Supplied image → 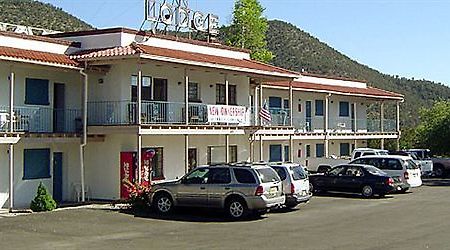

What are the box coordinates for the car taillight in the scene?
[255,185,264,196]
[290,183,295,194]
[404,172,409,180]
[386,178,394,186]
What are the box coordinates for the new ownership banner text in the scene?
[207,105,248,124]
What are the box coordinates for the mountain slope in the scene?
[267,20,450,127]
[0,0,92,32]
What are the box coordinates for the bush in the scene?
[30,182,57,212]
[128,183,151,210]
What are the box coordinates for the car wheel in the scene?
[227,198,248,220]
[309,183,314,193]
[434,166,445,178]
[153,193,173,214]
[361,185,374,198]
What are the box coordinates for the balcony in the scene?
[330,118,397,133]
[0,105,82,133]
[87,101,251,126]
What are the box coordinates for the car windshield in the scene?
[364,166,386,176]
[291,166,308,180]
[405,159,420,170]
[255,168,281,183]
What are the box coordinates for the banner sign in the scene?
[207,105,248,124]
[145,0,219,35]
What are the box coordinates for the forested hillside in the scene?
[0,0,92,31]
[266,20,450,127]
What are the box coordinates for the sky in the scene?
[40,0,450,86]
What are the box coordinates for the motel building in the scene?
[0,24,404,210]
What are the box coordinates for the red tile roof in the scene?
[266,81,404,99]
[0,46,80,67]
[70,43,298,77]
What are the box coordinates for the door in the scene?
[177,168,209,206]
[188,148,198,172]
[53,83,65,133]
[207,168,232,207]
[322,166,346,191]
[351,103,355,131]
[335,166,364,192]
[53,152,63,203]
[153,78,168,122]
[269,144,282,162]
[305,101,312,131]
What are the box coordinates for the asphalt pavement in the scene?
[0,178,449,250]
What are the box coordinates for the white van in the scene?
[351,148,389,161]
[350,155,422,189]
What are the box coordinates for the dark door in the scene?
[305,101,312,131]
[153,78,168,101]
[53,152,63,203]
[323,166,345,191]
[53,83,65,132]
[188,148,197,172]
[351,103,355,131]
[335,166,365,192]
[153,78,168,123]
[269,144,282,162]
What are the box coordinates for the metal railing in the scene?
[0,105,81,133]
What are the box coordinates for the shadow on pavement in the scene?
[312,192,395,200]
[423,178,450,187]
[111,207,267,223]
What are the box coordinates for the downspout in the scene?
[79,64,88,203]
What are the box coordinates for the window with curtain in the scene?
[131,75,152,102]
[188,82,200,102]
[216,84,237,105]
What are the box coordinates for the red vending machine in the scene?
[120,149,155,200]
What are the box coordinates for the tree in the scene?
[30,182,57,212]
[223,0,274,63]
[414,101,450,156]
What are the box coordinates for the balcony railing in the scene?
[0,105,82,133]
[88,100,249,126]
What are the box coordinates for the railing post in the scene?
[289,81,293,127]
[184,68,189,125]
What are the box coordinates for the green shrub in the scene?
[30,182,57,212]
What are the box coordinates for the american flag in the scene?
[259,100,272,123]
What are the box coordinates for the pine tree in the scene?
[30,182,57,212]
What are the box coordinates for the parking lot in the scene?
[0,179,449,250]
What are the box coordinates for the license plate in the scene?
[270,187,278,195]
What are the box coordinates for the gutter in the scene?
[79,64,88,202]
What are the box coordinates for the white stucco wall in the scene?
[0,34,71,54]
[0,140,81,209]
[84,134,250,200]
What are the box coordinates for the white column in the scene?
[353,102,357,132]
[8,145,14,212]
[254,86,259,126]
[259,135,263,162]
[259,82,263,126]
[184,68,189,125]
[380,102,385,149]
[324,94,330,158]
[225,134,230,163]
[8,71,14,211]
[249,135,254,162]
[137,134,142,184]
[289,135,294,162]
[289,81,293,127]
[137,69,142,125]
[184,134,189,173]
[396,101,401,150]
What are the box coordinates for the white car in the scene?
[351,155,422,189]
[269,163,312,208]
[351,148,389,161]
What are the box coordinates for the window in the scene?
[353,152,362,159]
[344,166,364,177]
[339,101,350,117]
[328,166,345,176]
[316,144,325,158]
[283,99,290,109]
[255,168,280,183]
[25,78,49,105]
[272,166,288,180]
[207,168,231,184]
[291,166,308,180]
[233,168,257,184]
[149,148,164,179]
[184,168,209,184]
[385,159,402,170]
[269,144,282,162]
[340,143,350,156]
[284,145,290,162]
[207,145,238,164]
[131,75,152,102]
[188,82,200,102]
[23,149,51,179]
[315,100,324,116]
[306,145,311,158]
[216,84,237,105]
[269,97,282,108]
